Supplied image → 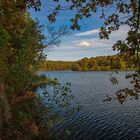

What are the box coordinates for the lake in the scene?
[40,71,140,140]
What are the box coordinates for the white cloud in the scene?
[75,25,129,39]
[75,29,99,36]
[75,25,129,48]
[77,41,92,47]
[76,39,112,48]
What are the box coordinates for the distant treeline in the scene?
[40,55,136,71]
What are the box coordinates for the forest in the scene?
[40,55,136,71]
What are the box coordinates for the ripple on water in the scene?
[41,71,140,140]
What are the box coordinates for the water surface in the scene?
[40,71,140,140]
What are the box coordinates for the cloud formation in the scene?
[75,25,129,48]
[77,41,92,47]
[75,29,99,36]
[76,39,112,48]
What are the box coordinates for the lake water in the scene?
[40,71,140,140]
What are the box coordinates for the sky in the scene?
[29,0,129,61]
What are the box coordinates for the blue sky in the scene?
[29,0,128,61]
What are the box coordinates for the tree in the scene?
[72,62,81,71]
[0,1,69,139]
[78,57,89,71]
